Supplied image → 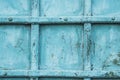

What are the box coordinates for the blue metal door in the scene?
[0,0,120,80]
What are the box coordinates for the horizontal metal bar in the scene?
[0,70,120,78]
[0,16,120,24]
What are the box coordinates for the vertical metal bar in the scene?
[31,0,39,80]
[84,23,91,70]
[84,0,92,80]
[84,0,91,16]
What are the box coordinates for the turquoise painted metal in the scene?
[0,0,120,80]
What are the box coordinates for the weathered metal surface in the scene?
[91,24,120,70]
[40,0,83,16]
[92,0,120,16]
[0,0,30,16]
[0,0,120,80]
[0,25,30,70]
[0,0,31,80]
[39,24,83,70]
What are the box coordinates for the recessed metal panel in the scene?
[40,0,84,16]
[0,25,30,70]
[39,24,83,70]
[91,24,120,70]
[92,0,120,16]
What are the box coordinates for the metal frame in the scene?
[0,0,120,79]
[0,16,120,24]
[30,0,39,80]
[0,70,120,78]
[84,0,91,80]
